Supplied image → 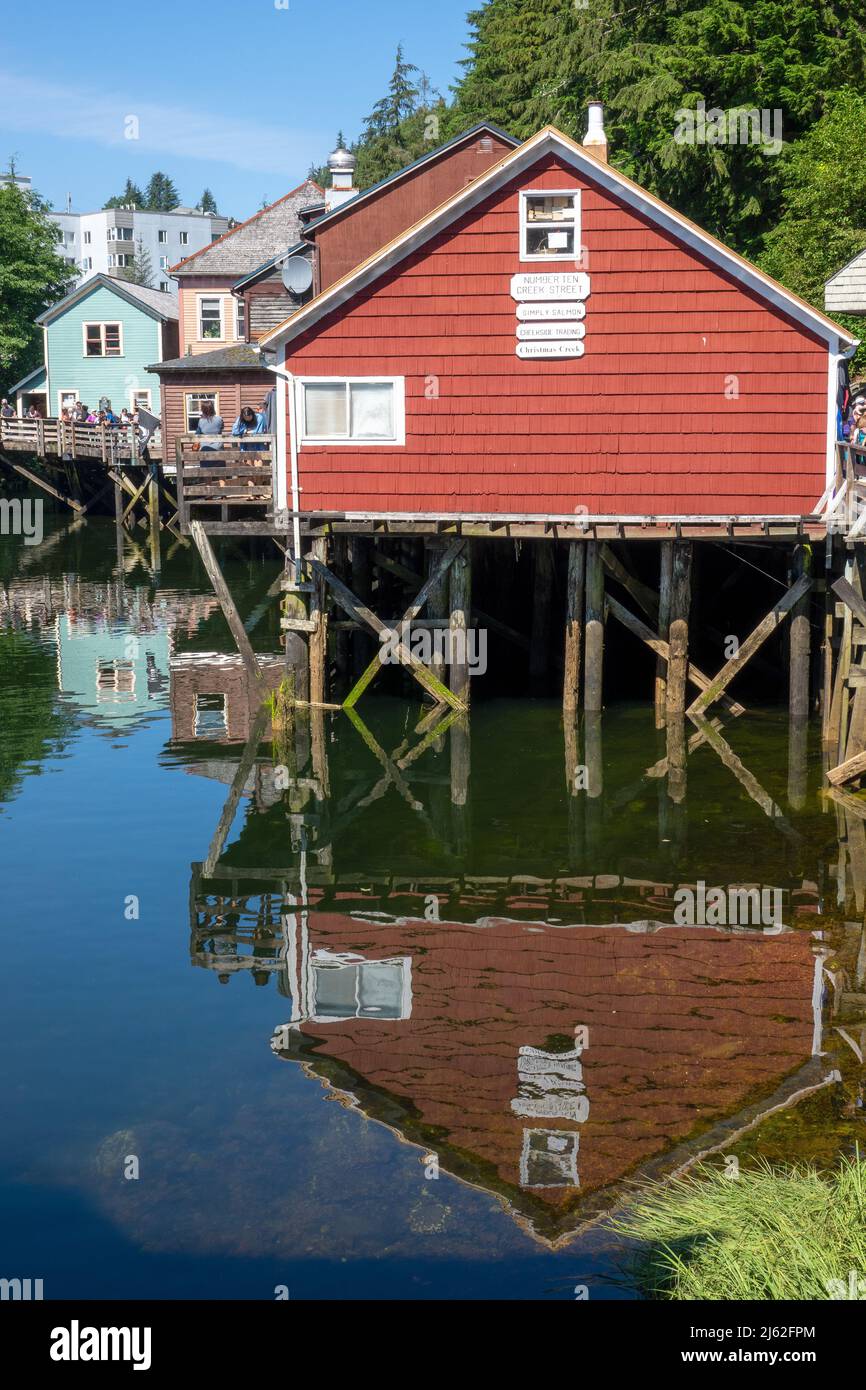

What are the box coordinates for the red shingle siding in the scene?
[285,155,830,517]
[296,915,816,1206]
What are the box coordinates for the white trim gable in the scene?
[261,126,856,352]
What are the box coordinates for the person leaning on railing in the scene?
[231,405,267,453]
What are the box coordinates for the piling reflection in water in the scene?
[180,668,861,1244]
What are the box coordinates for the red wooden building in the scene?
[267,911,823,1241]
[261,122,854,525]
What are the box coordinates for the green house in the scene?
[16,274,179,419]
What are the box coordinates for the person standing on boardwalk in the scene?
[196,400,224,455]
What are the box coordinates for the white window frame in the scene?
[159,280,170,293]
[236,296,245,341]
[107,226,133,241]
[57,389,80,414]
[519,188,581,263]
[308,954,413,1023]
[184,390,220,433]
[197,294,224,342]
[298,376,405,447]
[179,231,189,246]
[83,230,91,245]
[158,229,167,244]
[81,257,92,271]
[82,321,124,357]
[129,388,152,412]
[159,256,169,270]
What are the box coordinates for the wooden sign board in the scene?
[510,270,590,302]
[517,322,586,341]
[516,340,585,359]
[516,301,586,322]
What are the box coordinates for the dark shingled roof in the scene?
[170,179,323,277]
[147,344,269,374]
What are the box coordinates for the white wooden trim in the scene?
[297,376,405,446]
[129,387,152,411]
[57,388,80,413]
[827,337,841,492]
[261,128,856,352]
[196,292,225,344]
[275,345,289,514]
[519,188,581,264]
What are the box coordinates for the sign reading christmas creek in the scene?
[510,270,590,358]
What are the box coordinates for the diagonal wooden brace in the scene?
[686,572,811,718]
[317,541,467,710]
[605,594,745,716]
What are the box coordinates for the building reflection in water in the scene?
[171,661,865,1244]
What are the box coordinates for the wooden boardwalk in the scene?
[0,415,162,464]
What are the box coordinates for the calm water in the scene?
[0,514,862,1300]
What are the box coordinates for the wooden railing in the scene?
[826,441,866,538]
[0,415,162,462]
[174,433,275,531]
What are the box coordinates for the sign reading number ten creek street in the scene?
[510,270,590,359]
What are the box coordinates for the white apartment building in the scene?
[50,205,230,296]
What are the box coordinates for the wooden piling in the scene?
[309,535,329,709]
[584,541,604,713]
[563,541,585,717]
[655,541,673,728]
[666,541,692,717]
[788,543,811,808]
[449,542,472,707]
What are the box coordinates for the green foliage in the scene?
[615,1153,866,1300]
[449,0,866,256]
[0,626,76,806]
[362,45,421,138]
[144,172,179,211]
[0,181,73,393]
[313,0,866,274]
[104,177,144,209]
[198,188,218,214]
[115,236,154,288]
[759,88,866,321]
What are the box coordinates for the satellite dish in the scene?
[282,258,313,295]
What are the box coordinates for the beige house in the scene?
[171,179,323,356]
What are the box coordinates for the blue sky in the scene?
[0,0,475,220]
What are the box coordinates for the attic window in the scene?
[478,136,493,151]
[519,189,580,262]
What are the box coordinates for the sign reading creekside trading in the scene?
[511,269,591,358]
[517,322,586,341]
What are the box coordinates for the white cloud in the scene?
[0,72,326,177]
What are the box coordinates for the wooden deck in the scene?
[174,433,276,531]
[0,415,163,464]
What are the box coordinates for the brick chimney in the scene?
[583,101,608,163]
[325,146,358,212]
